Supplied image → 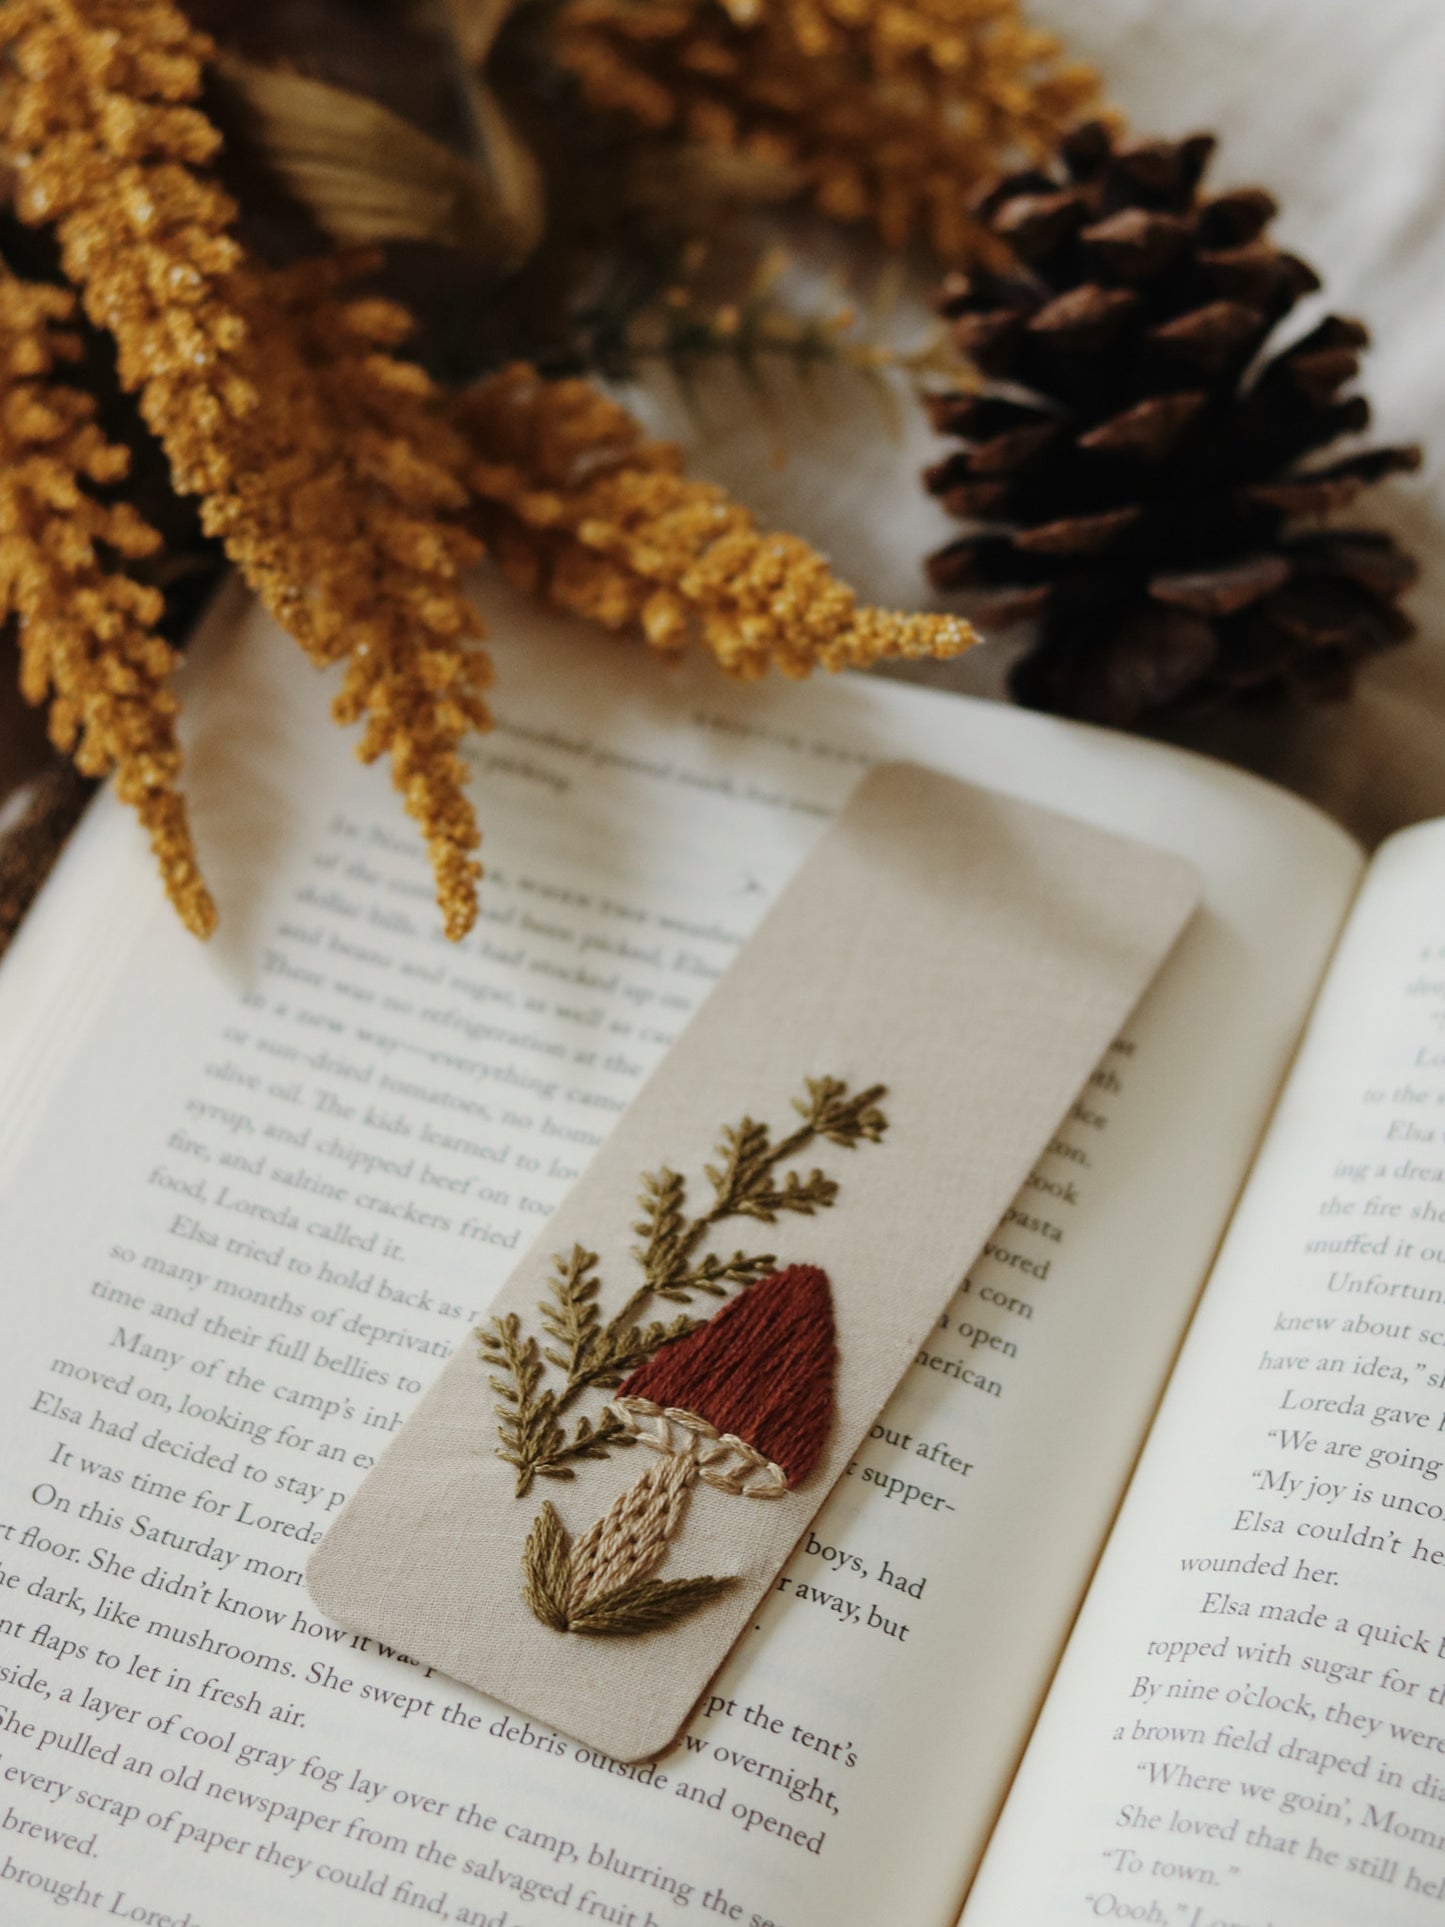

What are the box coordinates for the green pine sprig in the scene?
[477,1074,887,1495]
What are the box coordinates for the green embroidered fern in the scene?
[477,1074,887,1495]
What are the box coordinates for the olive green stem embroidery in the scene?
[479,1075,886,1496]
[522,1499,735,1636]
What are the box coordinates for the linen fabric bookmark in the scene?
[308,762,1200,1760]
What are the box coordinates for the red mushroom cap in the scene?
[619,1264,836,1487]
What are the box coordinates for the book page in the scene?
[965,817,1445,1927]
[0,586,1357,1927]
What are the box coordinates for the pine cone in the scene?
[922,122,1422,723]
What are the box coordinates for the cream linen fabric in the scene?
[308,766,1198,1760]
[629,0,1445,851]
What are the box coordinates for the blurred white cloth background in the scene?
[639,0,1445,849]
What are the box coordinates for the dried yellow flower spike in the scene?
[2,0,491,940]
[556,0,1102,261]
[0,272,215,938]
[461,366,979,678]
[213,258,492,942]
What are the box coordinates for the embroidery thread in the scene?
[478,1076,886,1496]
[521,1265,837,1635]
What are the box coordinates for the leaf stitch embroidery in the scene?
[477,1075,886,1495]
[519,1262,839,1635]
[521,1499,736,1637]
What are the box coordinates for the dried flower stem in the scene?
[224,257,492,938]
[460,365,979,676]
[2,0,492,938]
[551,238,954,389]
[556,0,1103,262]
[0,270,213,935]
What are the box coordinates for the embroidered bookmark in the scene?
[308,762,1200,1760]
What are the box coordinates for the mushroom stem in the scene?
[567,1429,702,1613]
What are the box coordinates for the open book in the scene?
[0,580,1435,1926]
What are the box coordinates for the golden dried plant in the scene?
[219,257,492,940]
[460,364,979,676]
[555,0,1102,262]
[1,0,491,939]
[0,0,998,944]
[0,271,214,936]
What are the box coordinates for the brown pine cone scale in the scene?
[922,123,1421,722]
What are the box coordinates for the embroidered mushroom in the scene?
[521,1264,836,1635]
